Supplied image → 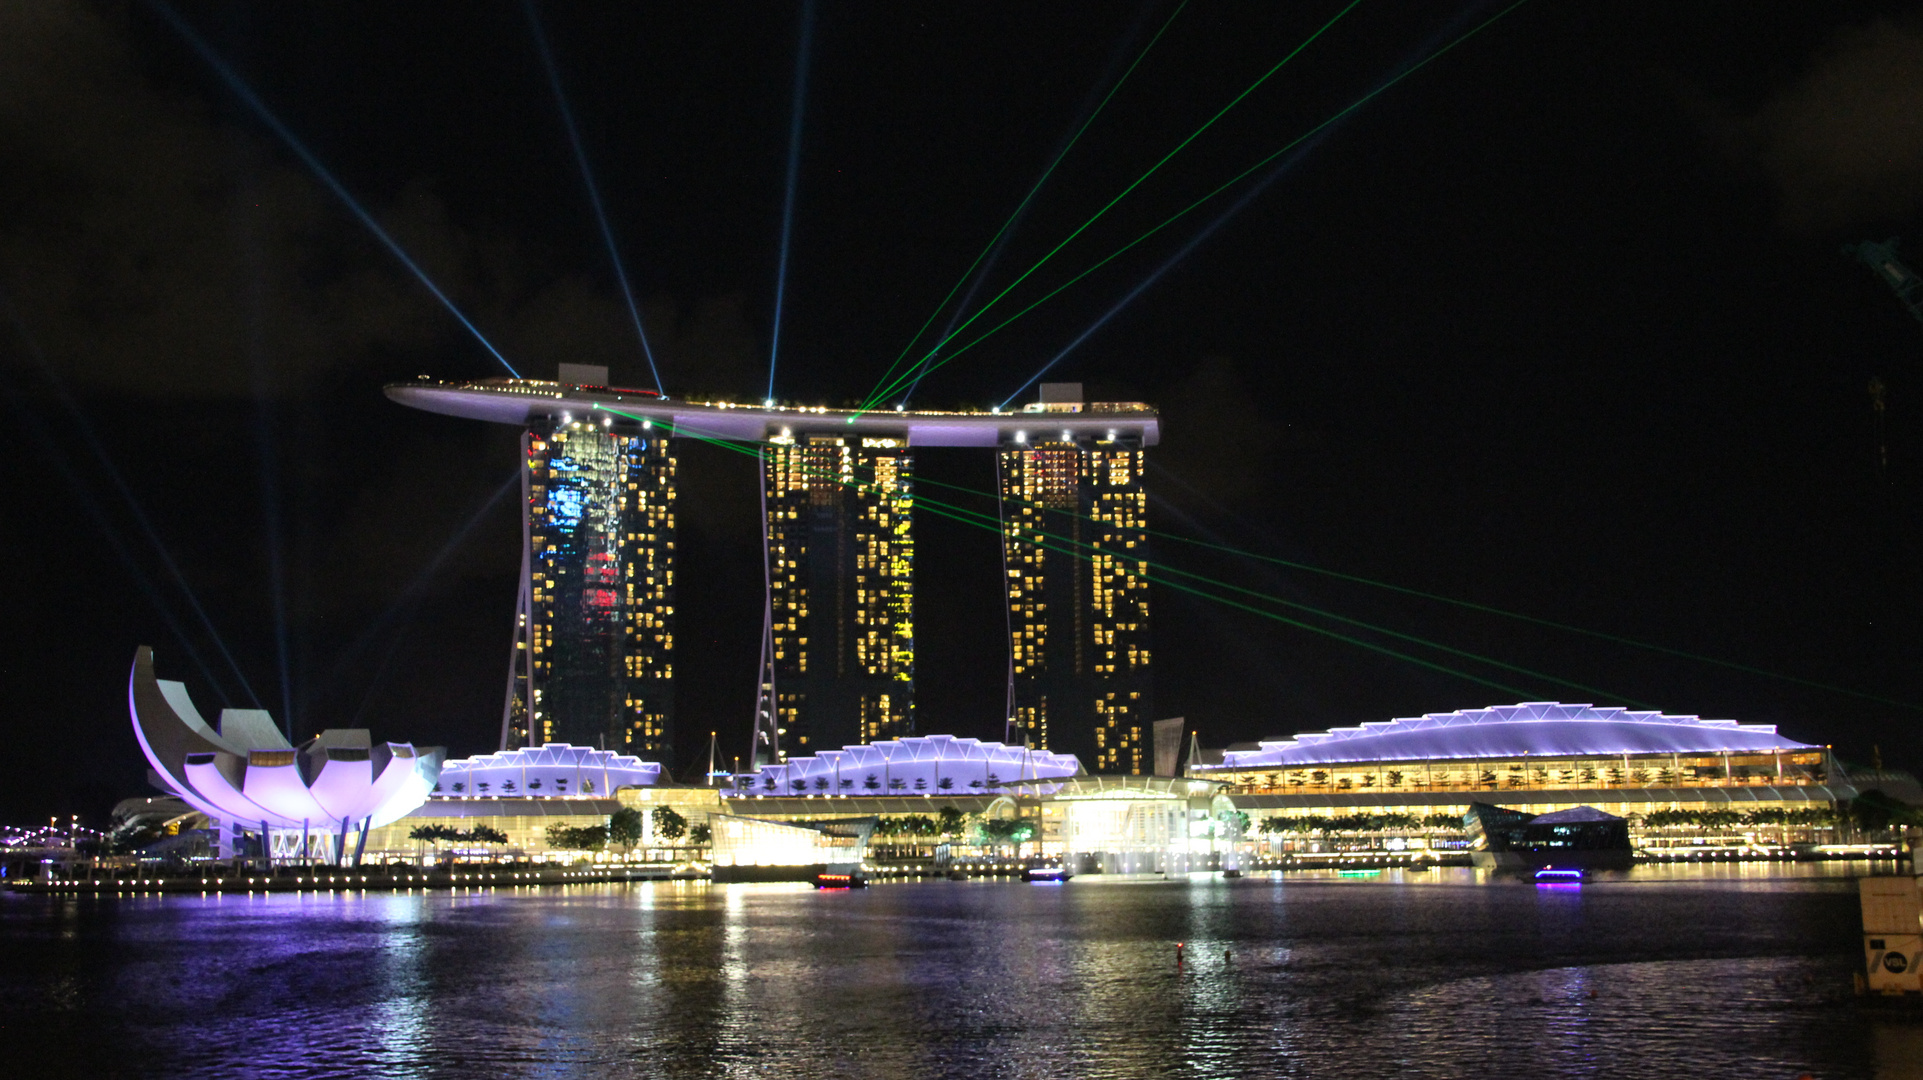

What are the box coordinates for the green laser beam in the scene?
[1153,530,1923,714]
[870,1,1189,405]
[912,468,1923,713]
[911,496,1541,702]
[601,404,1915,712]
[908,481,1649,707]
[602,404,1629,702]
[859,0,1530,408]
[855,0,1362,416]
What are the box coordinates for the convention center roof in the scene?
[436,744,661,797]
[1204,702,1819,769]
[737,734,1082,795]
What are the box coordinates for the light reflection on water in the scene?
[0,865,1910,1079]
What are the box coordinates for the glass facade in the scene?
[764,434,914,756]
[510,421,676,761]
[1001,437,1152,773]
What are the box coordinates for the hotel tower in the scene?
[387,369,1157,773]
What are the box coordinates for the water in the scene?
[4,864,1920,1079]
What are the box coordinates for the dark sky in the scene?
[6,1,1923,823]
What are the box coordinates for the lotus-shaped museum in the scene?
[128,647,444,846]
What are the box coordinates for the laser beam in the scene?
[856,0,1361,415]
[767,0,818,404]
[524,0,665,395]
[147,0,522,378]
[863,0,1532,408]
[245,270,297,737]
[1002,128,1334,409]
[1,292,260,707]
[946,458,1923,714]
[599,404,1628,703]
[1003,4,1512,405]
[346,470,521,725]
[882,0,1188,408]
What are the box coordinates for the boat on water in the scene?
[812,867,868,889]
[1534,866,1587,883]
[1022,858,1073,882]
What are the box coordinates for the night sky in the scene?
[6,1,1923,823]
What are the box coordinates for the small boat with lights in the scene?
[1022,858,1073,882]
[812,868,868,889]
[1534,866,1587,883]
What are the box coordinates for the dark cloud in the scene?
[0,2,383,395]
[1739,16,1923,234]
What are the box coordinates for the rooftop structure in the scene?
[433,743,662,798]
[385,377,1160,446]
[734,734,1082,797]
[1208,702,1818,769]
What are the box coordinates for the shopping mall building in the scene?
[1187,702,1914,854]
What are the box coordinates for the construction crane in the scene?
[1847,237,1923,326]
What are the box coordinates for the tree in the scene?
[469,825,508,844]
[689,823,712,846]
[937,777,953,791]
[652,806,688,846]
[411,824,465,864]
[979,819,1034,846]
[1851,790,1918,834]
[937,806,966,837]
[864,774,881,791]
[545,823,608,852]
[608,807,644,853]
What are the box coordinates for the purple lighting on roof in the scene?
[1202,702,1817,769]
